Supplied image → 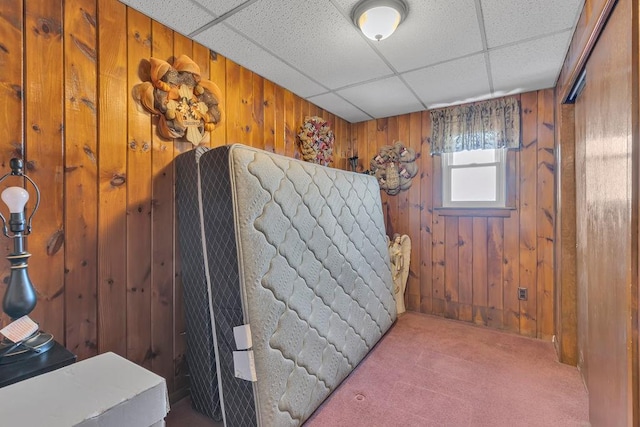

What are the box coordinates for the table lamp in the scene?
[0,158,53,362]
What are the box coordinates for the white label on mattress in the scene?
[233,324,253,350]
[233,350,257,382]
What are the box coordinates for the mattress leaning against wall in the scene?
[175,144,397,426]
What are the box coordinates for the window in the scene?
[442,148,506,208]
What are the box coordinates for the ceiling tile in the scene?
[223,0,393,89]
[306,93,372,123]
[490,31,573,95]
[194,24,326,98]
[337,77,424,119]
[482,0,583,48]
[403,54,492,108]
[192,0,247,16]
[372,0,484,72]
[119,0,214,35]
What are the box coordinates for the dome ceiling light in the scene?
[352,0,409,41]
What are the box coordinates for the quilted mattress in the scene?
[175,144,396,426]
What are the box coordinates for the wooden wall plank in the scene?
[487,217,504,329]
[274,86,285,155]
[397,115,410,236]
[97,0,127,357]
[251,73,264,148]
[419,111,433,313]
[292,95,301,160]
[556,102,577,364]
[334,114,344,170]
[63,0,98,360]
[150,17,175,394]
[376,118,390,234]
[432,157,445,316]
[263,79,275,153]
[225,59,241,145]
[444,217,459,319]
[171,31,192,395]
[536,89,555,339]
[25,0,65,343]
[519,91,539,337]
[209,52,226,148]
[284,90,295,158]
[192,42,210,148]
[574,80,588,383]
[0,0,23,330]
[239,66,253,146]
[503,150,521,333]
[126,8,152,368]
[458,217,473,321]
[406,112,422,311]
[472,218,488,325]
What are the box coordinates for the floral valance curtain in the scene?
[430,97,521,155]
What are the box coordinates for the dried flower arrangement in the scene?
[297,116,334,166]
[134,55,223,146]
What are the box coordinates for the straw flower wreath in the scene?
[297,116,334,167]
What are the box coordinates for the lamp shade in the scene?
[1,187,29,214]
[352,0,408,41]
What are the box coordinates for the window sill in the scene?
[434,207,516,217]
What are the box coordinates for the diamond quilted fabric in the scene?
[176,144,396,427]
[228,145,396,426]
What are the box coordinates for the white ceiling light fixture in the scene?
[352,0,408,41]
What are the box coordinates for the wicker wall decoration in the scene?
[134,55,223,146]
[370,141,418,195]
[297,116,334,166]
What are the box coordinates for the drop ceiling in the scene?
[119,0,584,123]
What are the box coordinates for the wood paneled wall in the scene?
[555,0,640,422]
[0,0,557,404]
[351,90,555,339]
[0,0,350,399]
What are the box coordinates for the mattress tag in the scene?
[233,324,253,350]
[233,350,257,382]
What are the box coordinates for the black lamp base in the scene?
[0,331,54,364]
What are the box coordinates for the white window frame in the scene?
[442,148,507,208]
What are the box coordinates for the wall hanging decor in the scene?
[134,55,223,146]
[370,141,418,195]
[297,116,334,166]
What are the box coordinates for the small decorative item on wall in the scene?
[370,141,418,195]
[297,116,334,166]
[134,54,223,146]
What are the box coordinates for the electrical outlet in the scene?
[517,287,528,301]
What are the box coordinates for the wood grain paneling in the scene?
[2,0,562,404]
[555,0,640,422]
[97,0,127,357]
[0,0,352,400]
[0,0,23,330]
[25,0,65,344]
[171,31,193,398]
[126,7,153,370]
[556,0,616,101]
[537,90,555,340]
[519,91,539,337]
[357,92,555,338]
[63,0,98,360]
[554,103,577,365]
[573,0,635,423]
[150,17,175,394]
